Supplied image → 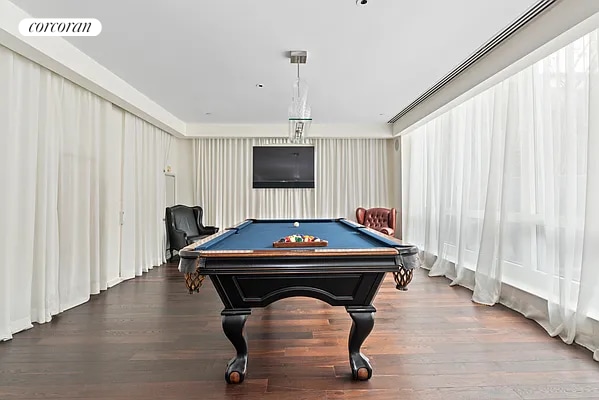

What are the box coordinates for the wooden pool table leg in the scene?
[346,305,376,381]
[221,309,251,384]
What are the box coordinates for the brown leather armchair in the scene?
[356,207,397,237]
[165,205,219,259]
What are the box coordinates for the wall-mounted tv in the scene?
[252,145,315,188]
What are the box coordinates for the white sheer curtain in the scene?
[314,139,391,220]
[0,45,171,340]
[120,112,171,279]
[194,138,312,229]
[194,138,391,229]
[0,45,120,339]
[402,30,599,360]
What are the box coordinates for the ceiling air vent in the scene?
[387,0,559,124]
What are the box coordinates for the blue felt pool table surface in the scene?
[194,219,398,251]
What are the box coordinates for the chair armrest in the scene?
[379,227,394,236]
[199,226,219,235]
[169,227,189,249]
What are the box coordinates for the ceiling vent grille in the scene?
[387,0,559,124]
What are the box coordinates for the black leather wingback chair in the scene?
[165,205,219,259]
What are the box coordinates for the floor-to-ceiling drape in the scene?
[314,139,390,220]
[402,29,599,360]
[0,45,119,339]
[0,45,172,340]
[119,111,171,279]
[194,138,391,229]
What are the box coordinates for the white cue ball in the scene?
[293,222,299,227]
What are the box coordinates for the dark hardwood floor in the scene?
[1,262,598,399]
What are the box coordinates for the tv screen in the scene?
[252,146,315,188]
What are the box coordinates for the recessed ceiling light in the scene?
[256,84,264,88]
[356,0,367,5]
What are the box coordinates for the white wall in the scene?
[186,123,392,139]
[166,137,195,206]
[388,137,402,238]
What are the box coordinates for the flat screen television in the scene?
[252,145,315,188]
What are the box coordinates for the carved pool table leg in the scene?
[221,309,251,384]
[346,305,376,380]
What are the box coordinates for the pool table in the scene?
[178,218,419,384]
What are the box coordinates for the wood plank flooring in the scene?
[1,262,598,399]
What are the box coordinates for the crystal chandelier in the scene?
[288,51,312,143]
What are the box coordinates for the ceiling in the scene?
[11,0,540,125]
